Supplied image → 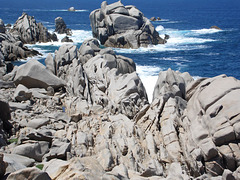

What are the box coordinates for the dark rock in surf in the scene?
[0,19,6,33]
[61,36,73,43]
[55,17,72,36]
[210,25,222,30]
[90,1,166,49]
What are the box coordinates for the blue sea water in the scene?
[0,0,240,100]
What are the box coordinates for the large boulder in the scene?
[90,1,166,49]
[10,12,57,44]
[13,59,65,90]
[7,167,51,180]
[0,96,12,146]
[55,17,72,36]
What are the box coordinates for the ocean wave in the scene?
[156,25,164,31]
[191,28,222,35]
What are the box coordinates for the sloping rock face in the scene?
[10,13,57,44]
[13,59,65,90]
[90,1,166,49]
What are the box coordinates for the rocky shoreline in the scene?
[0,1,240,180]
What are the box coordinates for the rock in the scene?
[42,159,69,178]
[13,59,65,90]
[0,154,7,178]
[0,19,6,33]
[45,157,105,179]
[90,1,166,49]
[10,12,57,44]
[68,7,76,11]
[43,138,71,161]
[150,17,156,21]
[3,153,35,174]
[61,36,73,43]
[9,102,30,111]
[210,26,222,30]
[12,141,49,161]
[0,80,15,89]
[45,53,55,75]
[6,167,51,180]
[153,68,193,101]
[182,75,240,176]
[0,97,12,146]
[55,17,72,35]
[14,84,32,102]
[20,118,50,129]
[0,33,40,61]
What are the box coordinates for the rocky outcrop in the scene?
[10,12,57,44]
[55,17,72,36]
[53,38,148,119]
[1,39,240,179]
[90,1,166,49]
[0,31,40,62]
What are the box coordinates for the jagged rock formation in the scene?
[90,1,166,49]
[10,13,57,44]
[51,38,148,119]
[55,17,72,36]
[0,40,240,179]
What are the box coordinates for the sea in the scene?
[1,0,240,102]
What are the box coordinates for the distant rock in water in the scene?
[210,25,222,30]
[90,1,166,49]
[0,19,6,33]
[150,17,161,21]
[68,7,76,11]
[10,13,57,44]
[55,17,72,36]
[61,36,73,43]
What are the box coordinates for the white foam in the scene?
[156,25,164,31]
[136,65,161,102]
[191,28,222,35]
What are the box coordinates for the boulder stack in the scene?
[90,1,166,49]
